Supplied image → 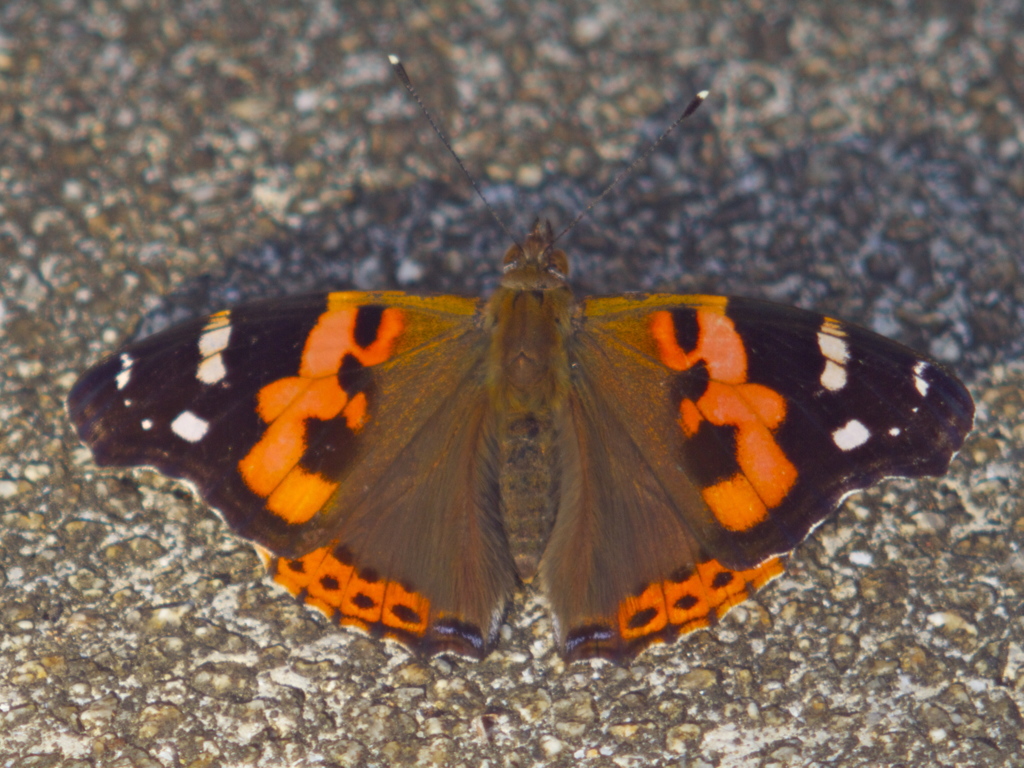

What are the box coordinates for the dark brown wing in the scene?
[69,291,517,658]
[539,294,973,662]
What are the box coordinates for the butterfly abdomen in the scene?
[485,283,575,581]
[484,224,579,582]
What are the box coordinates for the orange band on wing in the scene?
[256,377,310,423]
[265,467,338,524]
[382,581,430,635]
[270,545,432,640]
[701,473,768,531]
[652,308,798,531]
[652,305,742,381]
[301,305,404,377]
[341,571,387,625]
[240,376,348,508]
[679,398,702,437]
[238,305,405,525]
[617,557,785,642]
[343,391,368,432]
[650,311,696,371]
[618,583,670,640]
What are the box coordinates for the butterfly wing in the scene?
[69,291,516,657]
[542,294,973,661]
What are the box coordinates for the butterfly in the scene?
[67,218,974,663]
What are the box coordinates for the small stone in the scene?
[666,723,701,753]
[609,722,641,739]
[511,688,551,723]
[927,611,977,635]
[539,735,564,758]
[228,97,275,122]
[10,661,47,685]
[22,463,51,481]
[136,703,184,740]
[676,668,717,691]
[80,695,118,731]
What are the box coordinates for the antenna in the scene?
[550,90,708,246]
[389,54,708,252]
[388,55,520,248]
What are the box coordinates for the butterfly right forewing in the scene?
[537,292,972,662]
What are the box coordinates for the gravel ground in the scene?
[2,1,1023,766]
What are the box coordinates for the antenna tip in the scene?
[388,54,401,65]
[696,89,709,100]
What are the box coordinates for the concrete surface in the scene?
[1,1,1023,766]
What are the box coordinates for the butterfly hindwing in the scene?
[539,293,973,661]
[539,364,786,661]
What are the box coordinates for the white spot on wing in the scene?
[197,354,227,384]
[196,314,232,385]
[171,410,209,443]
[820,360,847,391]
[832,419,870,451]
[116,353,134,390]
[888,426,901,436]
[817,324,850,391]
[817,329,849,363]
[199,324,231,356]
[914,360,930,397]
[141,419,153,430]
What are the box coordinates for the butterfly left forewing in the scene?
[70,291,518,657]
[542,293,973,661]
[70,292,475,549]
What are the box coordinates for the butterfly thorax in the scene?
[484,222,576,580]
[487,222,573,415]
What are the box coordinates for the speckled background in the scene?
[2,1,1023,766]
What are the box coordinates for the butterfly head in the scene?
[501,220,569,290]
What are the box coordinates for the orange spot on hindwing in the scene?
[618,583,669,640]
[238,303,405,524]
[616,557,785,647]
[270,544,431,640]
[652,307,798,532]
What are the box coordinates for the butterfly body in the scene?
[68,221,974,663]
